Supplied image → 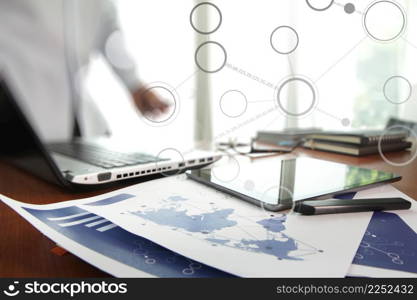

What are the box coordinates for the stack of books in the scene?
[256,128,322,147]
[302,130,412,156]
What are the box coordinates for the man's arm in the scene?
[96,0,168,118]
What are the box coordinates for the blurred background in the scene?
[2,0,417,152]
[89,0,417,147]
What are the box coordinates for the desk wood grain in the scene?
[1,149,416,277]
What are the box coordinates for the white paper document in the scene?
[1,175,376,277]
[76,175,370,277]
[0,193,231,278]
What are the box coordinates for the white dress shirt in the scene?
[0,0,141,141]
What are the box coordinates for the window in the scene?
[86,0,195,152]
[86,0,417,150]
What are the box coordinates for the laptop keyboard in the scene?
[48,142,167,169]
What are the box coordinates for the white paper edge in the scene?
[0,195,155,278]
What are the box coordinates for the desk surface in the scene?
[1,148,416,277]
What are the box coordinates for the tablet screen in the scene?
[186,157,400,210]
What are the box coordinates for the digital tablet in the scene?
[185,157,401,211]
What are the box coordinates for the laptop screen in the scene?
[0,74,68,186]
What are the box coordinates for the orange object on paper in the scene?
[51,245,68,256]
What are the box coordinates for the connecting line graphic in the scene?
[313,36,368,84]
[260,115,282,131]
[333,1,365,15]
[315,107,344,122]
[226,63,276,89]
[213,106,279,141]
[402,37,417,52]
[357,241,404,265]
[174,69,200,91]
[247,100,275,104]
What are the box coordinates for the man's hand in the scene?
[132,86,169,119]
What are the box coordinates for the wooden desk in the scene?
[1,148,416,277]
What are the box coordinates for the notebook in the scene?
[306,130,408,145]
[303,139,412,156]
[256,128,322,144]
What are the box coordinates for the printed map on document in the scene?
[86,193,318,261]
[79,175,371,277]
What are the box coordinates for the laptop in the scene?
[0,72,221,189]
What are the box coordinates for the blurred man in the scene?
[0,0,167,140]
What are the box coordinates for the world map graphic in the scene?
[130,195,322,261]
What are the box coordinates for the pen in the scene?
[293,197,411,215]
